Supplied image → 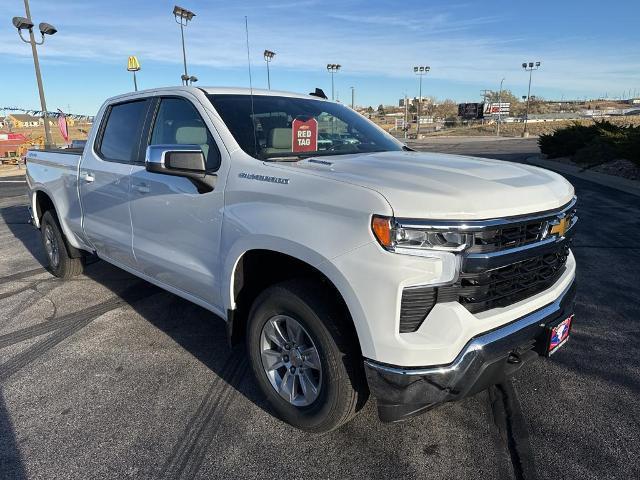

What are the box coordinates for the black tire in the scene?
[247,279,367,433]
[40,210,83,279]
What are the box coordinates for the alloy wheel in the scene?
[259,315,322,407]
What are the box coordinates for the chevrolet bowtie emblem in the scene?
[549,217,569,237]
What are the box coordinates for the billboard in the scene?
[483,102,510,116]
[458,103,483,119]
[458,102,510,119]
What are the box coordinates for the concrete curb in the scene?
[525,156,640,197]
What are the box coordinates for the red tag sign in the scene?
[292,118,318,152]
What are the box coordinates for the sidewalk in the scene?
[525,156,640,197]
[0,164,27,178]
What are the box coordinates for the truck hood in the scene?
[276,151,575,219]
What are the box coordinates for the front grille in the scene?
[468,209,576,254]
[440,244,569,314]
[471,221,546,253]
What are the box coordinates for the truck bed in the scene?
[26,148,84,250]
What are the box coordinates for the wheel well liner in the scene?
[34,190,55,224]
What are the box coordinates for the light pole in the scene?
[11,0,57,147]
[350,86,355,109]
[326,64,341,101]
[403,92,408,139]
[521,61,540,137]
[264,50,275,89]
[497,77,505,137]
[413,65,430,137]
[173,5,196,86]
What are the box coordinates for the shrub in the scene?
[538,120,640,166]
[616,128,640,166]
[538,123,599,158]
[573,137,617,166]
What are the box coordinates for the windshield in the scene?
[207,94,402,160]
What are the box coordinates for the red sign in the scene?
[291,118,318,153]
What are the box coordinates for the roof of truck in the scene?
[202,87,322,99]
[106,86,326,104]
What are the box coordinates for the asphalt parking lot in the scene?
[1,137,639,479]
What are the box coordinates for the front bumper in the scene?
[364,279,576,422]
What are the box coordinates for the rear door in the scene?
[129,94,226,308]
[79,98,151,267]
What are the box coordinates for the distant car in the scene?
[339,133,359,145]
[70,140,87,150]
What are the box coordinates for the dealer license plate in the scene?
[546,314,573,356]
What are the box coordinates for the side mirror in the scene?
[145,144,216,193]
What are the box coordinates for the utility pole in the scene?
[497,78,505,137]
[12,0,57,147]
[521,61,541,137]
[413,65,430,137]
[481,89,491,125]
[350,86,355,109]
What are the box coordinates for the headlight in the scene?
[372,215,471,252]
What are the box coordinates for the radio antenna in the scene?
[245,16,258,156]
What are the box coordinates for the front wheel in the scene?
[40,210,83,279]
[247,279,367,433]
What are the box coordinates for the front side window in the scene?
[150,97,221,171]
[99,100,148,162]
[207,94,402,160]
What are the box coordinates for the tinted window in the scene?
[207,94,402,160]
[99,100,148,162]
[150,98,221,171]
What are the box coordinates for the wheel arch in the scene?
[32,189,83,258]
[225,242,370,357]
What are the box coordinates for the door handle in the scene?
[81,171,95,183]
[133,182,150,194]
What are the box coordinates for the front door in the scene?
[79,98,151,267]
[129,95,225,307]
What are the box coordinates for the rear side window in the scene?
[98,100,148,162]
[150,97,221,171]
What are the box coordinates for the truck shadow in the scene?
[0,202,269,409]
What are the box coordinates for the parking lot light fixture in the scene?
[327,64,341,100]
[11,1,57,147]
[264,50,275,89]
[413,65,430,137]
[521,61,541,137]
[173,5,196,86]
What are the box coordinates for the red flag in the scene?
[57,110,69,144]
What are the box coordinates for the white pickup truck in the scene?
[26,86,577,432]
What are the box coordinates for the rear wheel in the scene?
[40,210,83,279]
[247,279,367,433]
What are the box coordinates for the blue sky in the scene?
[1,0,639,115]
